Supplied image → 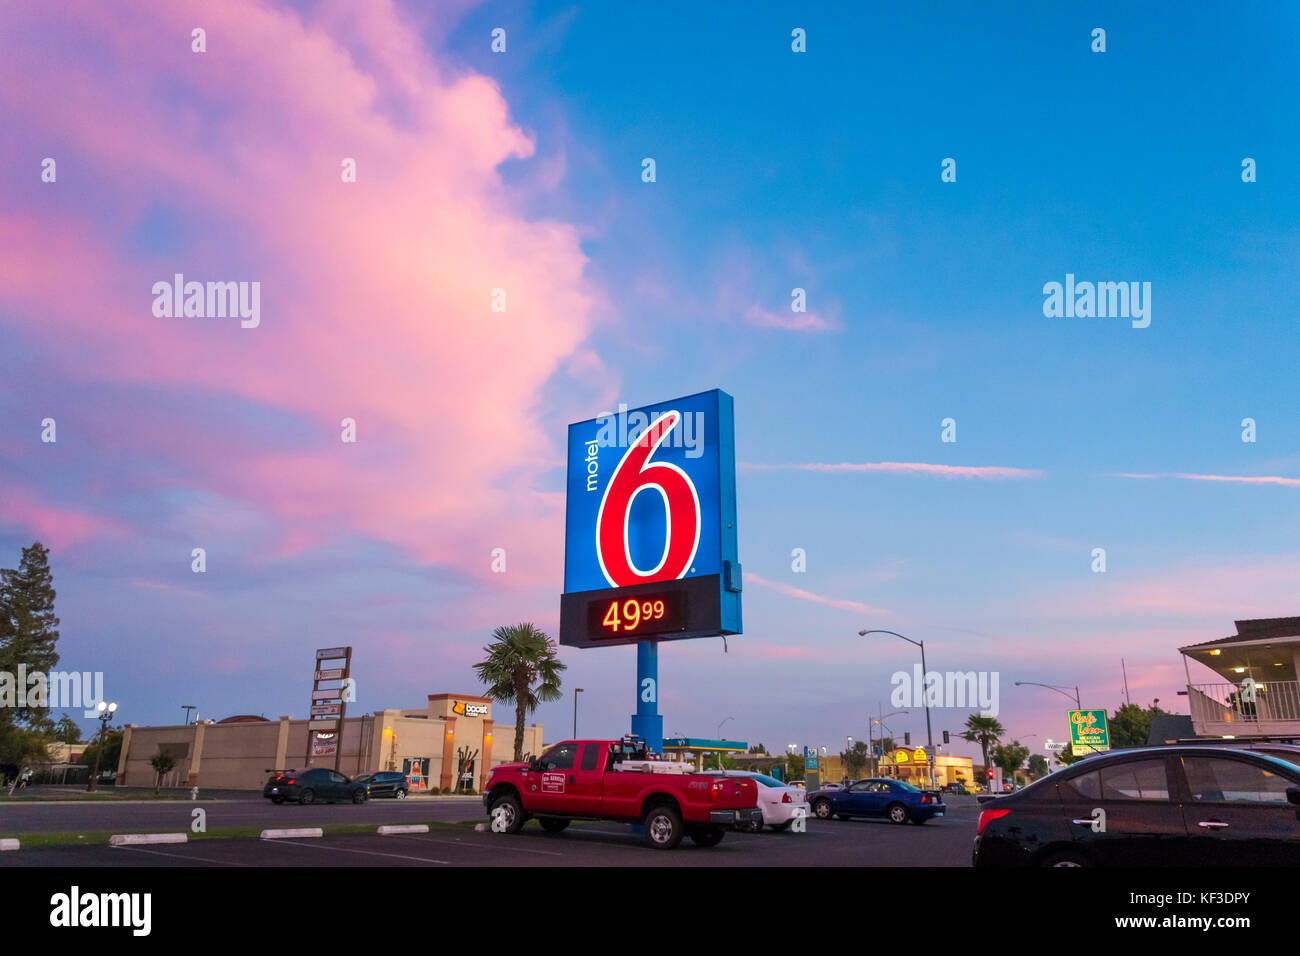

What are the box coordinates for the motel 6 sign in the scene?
[559,389,742,649]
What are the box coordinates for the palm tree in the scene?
[959,714,1005,784]
[473,623,566,761]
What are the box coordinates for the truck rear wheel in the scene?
[488,792,526,834]
[642,804,684,849]
[689,825,726,847]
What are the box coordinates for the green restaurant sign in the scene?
[1068,709,1110,754]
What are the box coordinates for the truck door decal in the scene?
[541,772,566,794]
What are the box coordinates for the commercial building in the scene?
[1180,616,1300,740]
[817,750,975,788]
[114,693,543,792]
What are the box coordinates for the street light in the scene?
[1013,681,1082,709]
[87,700,118,792]
[861,630,936,790]
[717,716,735,739]
[871,709,909,777]
[572,688,584,738]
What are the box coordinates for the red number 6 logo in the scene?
[596,410,701,587]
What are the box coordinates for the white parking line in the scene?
[385,833,565,857]
[272,839,449,865]
[115,845,254,866]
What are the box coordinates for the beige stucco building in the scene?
[114,693,543,792]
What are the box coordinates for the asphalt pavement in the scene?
[0,795,982,867]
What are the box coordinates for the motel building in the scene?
[1180,616,1300,742]
[113,694,543,793]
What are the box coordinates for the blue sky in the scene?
[2,1,1298,761]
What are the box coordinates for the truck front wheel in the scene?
[689,825,726,847]
[642,804,684,849]
[488,792,526,834]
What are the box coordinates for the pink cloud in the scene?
[1117,472,1300,487]
[0,1,598,585]
[0,487,125,550]
[743,305,840,333]
[746,572,887,615]
[741,461,1044,479]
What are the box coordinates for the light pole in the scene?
[1014,680,1089,754]
[1014,681,1081,709]
[872,708,909,778]
[573,688,584,738]
[861,630,936,790]
[87,700,118,792]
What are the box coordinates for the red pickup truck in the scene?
[482,736,762,849]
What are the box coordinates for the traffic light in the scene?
[986,768,994,779]
[904,732,911,746]
[943,730,950,744]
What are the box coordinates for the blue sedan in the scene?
[809,778,946,825]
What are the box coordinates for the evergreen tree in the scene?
[0,542,61,742]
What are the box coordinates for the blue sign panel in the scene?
[559,389,741,648]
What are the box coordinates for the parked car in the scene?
[483,736,762,849]
[703,771,807,831]
[809,778,946,824]
[263,768,370,805]
[942,783,970,795]
[354,770,409,799]
[973,745,1300,867]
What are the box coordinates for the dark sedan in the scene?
[809,778,946,824]
[973,745,1300,867]
[353,771,410,799]
[263,768,370,805]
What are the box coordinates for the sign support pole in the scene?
[631,640,663,753]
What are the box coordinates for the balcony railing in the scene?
[1187,680,1300,733]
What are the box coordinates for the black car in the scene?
[973,746,1300,867]
[263,768,370,805]
[353,771,410,799]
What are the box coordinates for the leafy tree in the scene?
[1027,753,1049,777]
[79,727,123,776]
[959,714,1005,783]
[1109,701,1167,748]
[1055,741,1086,766]
[473,623,566,761]
[840,740,871,779]
[54,714,82,744]
[0,543,61,728]
[149,752,175,794]
[992,741,1031,783]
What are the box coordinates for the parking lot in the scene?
[0,796,982,867]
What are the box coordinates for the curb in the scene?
[109,833,188,846]
[260,827,323,840]
[377,824,430,835]
[0,838,19,851]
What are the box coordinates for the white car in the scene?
[704,771,807,831]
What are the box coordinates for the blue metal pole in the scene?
[630,640,663,753]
